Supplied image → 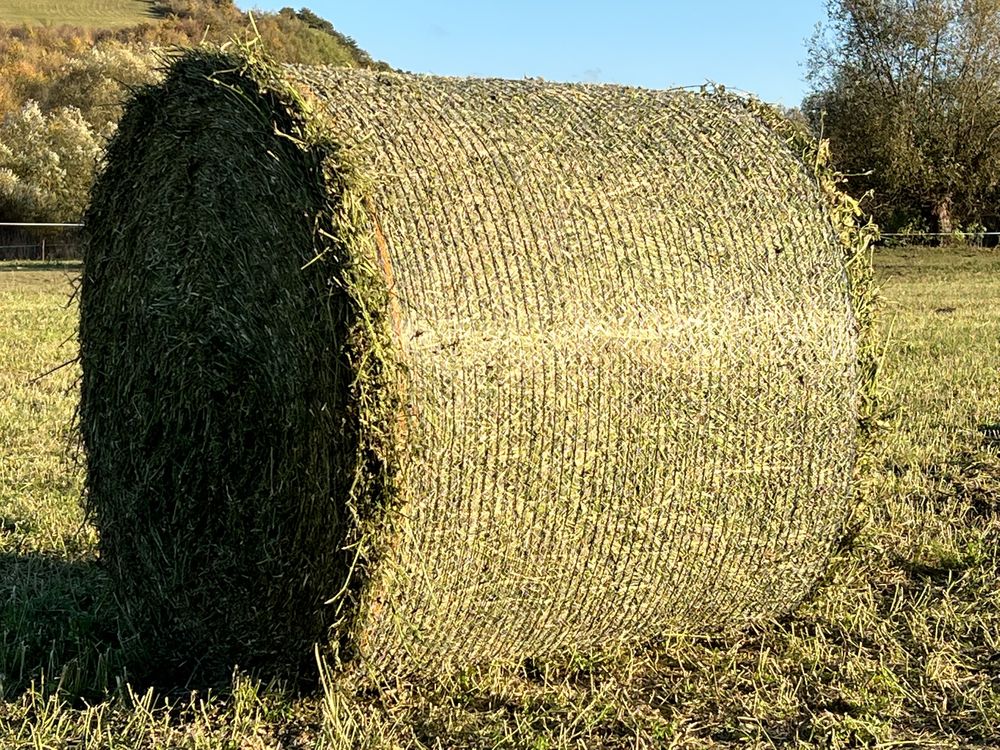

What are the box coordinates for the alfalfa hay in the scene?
[80,48,862,682]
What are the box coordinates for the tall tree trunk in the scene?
[934,195,954,235]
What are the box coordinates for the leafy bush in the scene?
[0,101,101,222]
[34,42,158,137]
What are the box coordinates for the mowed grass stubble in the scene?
[1,249,998,746]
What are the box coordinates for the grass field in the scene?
[0,0,156,28]
[1,247,998,748]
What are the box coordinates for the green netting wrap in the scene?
[80,49,860,682]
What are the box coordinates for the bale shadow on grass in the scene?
[0,551,126,703]
[0,549,311,715]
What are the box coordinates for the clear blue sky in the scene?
[237,1,828,107]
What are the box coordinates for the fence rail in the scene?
[0,222,83,261]
[880,230,1000,247]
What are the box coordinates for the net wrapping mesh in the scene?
[288,67,858,669]
[80,54,858,678]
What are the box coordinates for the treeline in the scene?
[0,0,385,223]
[806,0,1000,239]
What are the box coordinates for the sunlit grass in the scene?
[0,0,156,28]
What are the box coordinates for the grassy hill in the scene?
[0,0,157,27]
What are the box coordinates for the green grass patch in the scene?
[0,0,156,28]
[1,247,999,747]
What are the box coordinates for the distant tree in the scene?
[294,6,337,34]
[152,0,238,19]
[36,42,157,137]
[289,7,382,68]
[806,0,1000,232]
[253,12,359,66]
[775,105,811,135]
[0,102,101,222]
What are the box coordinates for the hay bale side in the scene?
[79,52,374,680]
[80,49,860,681]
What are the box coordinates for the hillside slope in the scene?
[0,0,384,223]
[0,0,156,27]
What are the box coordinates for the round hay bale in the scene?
[80,49,860,681]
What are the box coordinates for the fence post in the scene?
[0,222,84,261]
